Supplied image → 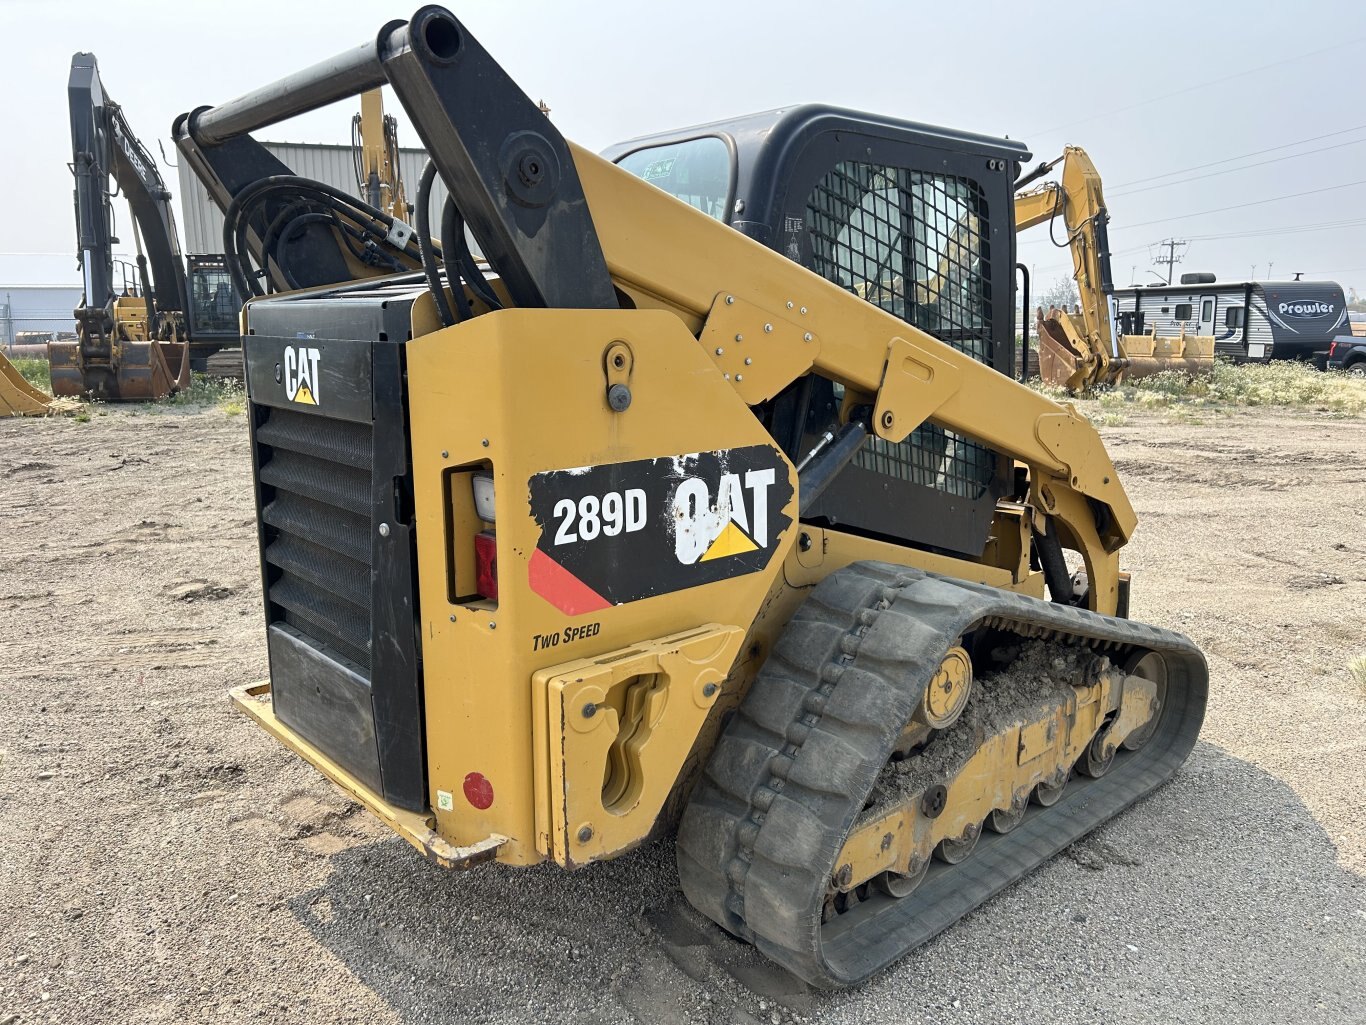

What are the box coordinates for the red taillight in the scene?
[1330,341,1339,358]
[474,530,498,601]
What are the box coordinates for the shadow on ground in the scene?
[289,742,1366,1025]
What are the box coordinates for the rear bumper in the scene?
[229,682,506,870]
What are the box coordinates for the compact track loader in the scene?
[183,7,1207,987]
[1014,147,1215,390]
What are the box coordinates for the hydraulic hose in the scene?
[416,160,456,327]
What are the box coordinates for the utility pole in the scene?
[1152,238,1188,286]
[1266,261,1274,281]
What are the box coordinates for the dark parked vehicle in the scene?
[1327,336,1366,375]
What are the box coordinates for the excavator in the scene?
[1014,146,1215,391]
[53,53,240,400]
[352,89,410,221]
[176,7,1208,987]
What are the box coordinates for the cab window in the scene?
[615,137,732,221]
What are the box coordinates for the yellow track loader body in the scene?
[180,8,1208,988]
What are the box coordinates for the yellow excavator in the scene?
[352,89,410,221]
[1015,146,1215,391]
[175,9,1207,988]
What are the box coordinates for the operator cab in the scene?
[604,107,1031,558]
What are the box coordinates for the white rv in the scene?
[1112,276,1347,365]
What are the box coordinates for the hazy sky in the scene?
[3,0,1364,295]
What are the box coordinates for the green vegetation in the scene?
[167,373,246,415]
[9,358,52,395]
[1033,360,1366,420]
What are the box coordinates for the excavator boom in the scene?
[1016,146,1213,390]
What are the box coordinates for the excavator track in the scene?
[677,562,1207,988]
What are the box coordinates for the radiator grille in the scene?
[257,406,372,674]
[806,162,996,498]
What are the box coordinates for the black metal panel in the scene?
[244,285,425,811]
[269,624,381,795]
[377,7,619,311]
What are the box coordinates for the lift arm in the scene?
[68,52,188,334]
[176,6,1136,610]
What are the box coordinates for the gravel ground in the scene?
[2,403,1363,1025]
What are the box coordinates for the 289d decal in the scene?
[527,446,793,615]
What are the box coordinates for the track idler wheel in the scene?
[1122,651,1169,751]
[989,796,1028,834]
[1033,774,1068,807]
[1079,728,1116,778]
[876,856,929,898]
[935,822,982,864]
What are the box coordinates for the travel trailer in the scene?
[1112,277,1347,365]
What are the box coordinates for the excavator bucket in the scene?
[1035,309,1215,390]
[1035,312,1098,392]
[0,351,53,416]
[1117,332,1215,381]
[49,336,190,401]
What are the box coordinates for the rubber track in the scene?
[676,561,1208,988]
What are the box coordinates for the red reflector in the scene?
[475,530,498,601]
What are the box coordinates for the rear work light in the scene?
[470,473,497,601]
[475,530,498,602]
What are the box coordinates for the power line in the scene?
[1109,136,1366,198]
[1120,178,1366,230]
[1107,122,1366,189]
[1023,35,1366,137]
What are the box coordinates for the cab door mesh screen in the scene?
[806,163,995,498]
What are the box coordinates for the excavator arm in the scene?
[1013,147,1119,391]
[67,52,189,336]
[54,53,191,399]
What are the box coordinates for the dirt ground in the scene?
[2,402,1364,1025]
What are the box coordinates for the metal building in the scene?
[1,285,83,351]
[177,142,448,256]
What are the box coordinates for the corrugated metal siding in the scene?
[0,285,84,343]
[177,142,448,256]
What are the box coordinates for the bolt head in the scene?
[735,333,743,342]
[786,301,794,309]
[607,383,632,412]
[441,450,449,459]
[715,347,724,355]
[798,532,813,552]
[744,357,752,365]
[763,323,773,333]
[803,332,813,342]
[582,702,597,718]
[481,438,490,447]
[725,295,735,305]
[735,374,743,382]
[800,306,808,315]
[378,522,391,537]
[577,825,593,843]
[702,682,718,698]
[881,411,895,429]
[449,614,456,623]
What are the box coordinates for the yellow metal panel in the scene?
[405,308,798,866]
[533,624,744,866]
